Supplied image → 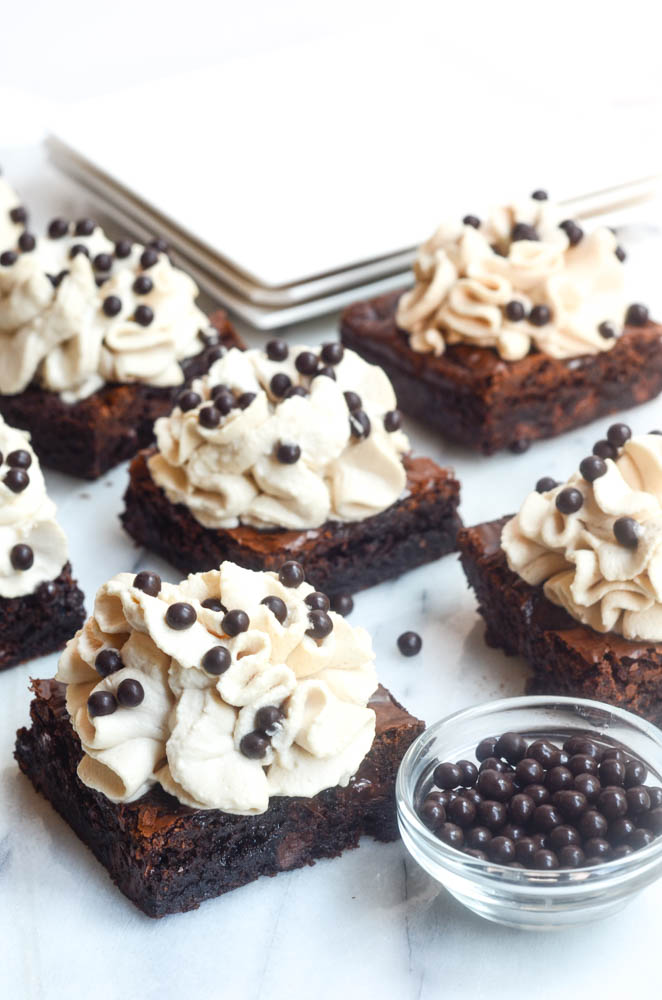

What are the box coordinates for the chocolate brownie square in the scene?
[0,563,85,671]
[0,311,244,480]
[341,290,662,455]
[458,517,662,726]
[121,451,462,596]
[15,679,424,917]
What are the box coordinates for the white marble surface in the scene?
[2,142,662,1000]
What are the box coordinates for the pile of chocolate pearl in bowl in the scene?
[396,696,662,929]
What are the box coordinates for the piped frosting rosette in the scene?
[148,344,409,531]
[56,561,378,814]
[396,193,627,362]
[502,430,662,642]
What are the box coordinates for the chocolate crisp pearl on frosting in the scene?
[48,218,69,239]
[178,390,201,412]
[505,300,526,322]
[278,561,304,588]
[134,305,154,327]
[305,591,330,611]
[613,516,641,549]
[330,592,354,616]
[397,631,422,656]
[270,372,292,397]
[199,405,221,429]
[255,705,285,735]
[261,595,287,623]
[7,449,32,469]
[102,295,122,317]
[556,487,583,514]
[321,343,344,365]
[305,610,334,639]
[10,544,34,570]
[95,649,123,676]
[240,732,270,759]
[295,351,318,375]
[266,338,289,361]
[75,218,95,236]
[201,646,232,675]
[133,571,161,596]
[222,609,250,636]
[579,455,607,482]
[140,248,159,269]
[165,602,197,629]
[276,442,301,464]
[133,275,153,295]
[201,597,226,612]
[4,468,29,493]
[114,239,132,258]
[117,678,145,707]
[87,690,117,718]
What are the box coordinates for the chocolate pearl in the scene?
[630,828,655,850]
[343,391,362,412]
[433,790,458,809]
[166,602,197,630]
[69,243,89,259]
[524,783,551,805]
[531,833,549,850]
[39,581,57,603]
[529,741,559,767]
[255,705,284,736]
[278,561,304,588]
[549,825,581,851]
[4,469,29,493]
[132,570,162,597]
[95,649,122,676]
[579,455,607,482]
[306,610,333,640]
[466,826,492,849]
[384,410,402,433]
[545,767,574,793]
[134,304,154,326]
[599,758,626,786]
[222,609,250,636]
[585,838,611,860]
[609,816,636,845]
[488,836,516,863]
[93,252,113,272]
[475,737,498,761]
[117,678,144,707]
[115,239,132,258]
[509,793,535,825]
[593,439,617,461]
[479,756,509,774]
[625,303,649,327]
[478,800,507,831]
[349,410,371,439]
[199,405,221,429]
[140,248,159,269]
[438,823,464,848]
[509,438,530,455]
[149,237,169,253]
[615,246,626,262]
[48,217,68,238]
[75,218,95,236]
[177,390,201,411]
[477,770,512,802]
[613,516,641,549]
[434,761,463,789]
[495,732,528,764]
[236,392,256,410]
[649,788,662,809]
[626,785,651,815]
[420,797,446,830]
[647,808,662,835]
[313,364,336,381]
[463,214,480,228]
[213,390,234,415]
[284,385,308,400]
[266,339,289,361]
[0,250,17,266]
[397,630,422,657]
[240,732,269,759]
[536,479,560,497]
[448,797,477,828]
[7,449,31,469]
[511,222,538,242]
[205,345,226,363]
[556,487,583,514]
[607,422,632,447]
[260,595,287,624]
[533,848,559,870]
[102,295,122,317]
[295,351,318,375]
[531,189,548,201]
[201,598,225,612]
[133,275,153,294]
[533,804,562,832]
[624,760,647,787]
[505,300,526,322]
[10,205,27,223]
[276,442,301,464]
[559,845,585,868]
[305,591,330,612]
[568,754,598,777]
[553,789,588,821]
[559,219,584,246]
[548,749,570,768]
[529,304,551,326]
[270,372,292,397]
[201,646,232,675]
[457,759,478,787]
[9,543,32,570]
[501,824,526,842]
[464,849,488,861]
[579,809,608,839]
[462,787,483,807]
[515,837,536,864]
[598,321,620,340]
[87,690,117,717]
[330,592,353,616]
[574,773,601,802]
[321,342,344,365]
[598,786,628,820]
[18,232,36,252]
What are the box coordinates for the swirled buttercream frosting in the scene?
[397,193,627,362]
[148,344,409,531]
[0,210,209,400]
[502,431,662,641]
[0,415,68,598]
[56,561,378,813]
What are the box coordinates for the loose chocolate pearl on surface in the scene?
[270,372,292,397]
[579,455,607,482]
[384,410,402,432]
[556,487,583,514]
[434,761,463,789]
[134,304,154,326]
[305,591,330,611]
[559,845,585,868]
[574,773,601,802]
[476,737,498,761]
[495,731,528,763]
[531,189,548,201]
[625,760,647,787]
[448,797,477,828]
[266,338,289,361]
[607,422,632,447]
[533,804,562,832]
[349,410,371,439]
[18,232,36,252]
[321,342,344,365]
[330,592,354,616]
[95,649,122,676]
[75,218,95,236]
[625,303,649,326]
[463,214,480,228]
[306,610,334,640]
[133,275,153,294]
[598,320,619,339]
[511,222,538,242]
[255,705,285,735]
[102,295,122,317]
[140,248,159,269]
[201,598,225,612]
[240,732,269,759]
[165,602,197,630]
[397,630,422,657]
[201,646,232,675]
[177,390,201,412]
[505,300,526,322]
[488,836,516,863]
[553,789,588,821]
[509,438,530,455]
[593,439,617,460]
[87,690,117,717]
[10,544,33,570]
[579,809,608,839]
[343,390,362,412]
[533,848,559,870]
[421,796,446,829]
[236,392,256,409]
[438,823,464,848]
[295,351,318,375]
[69,243,89,259]
[115,239,132,258]
[613,516,641,550]
[4,469,29,493]
[0,250,17,266]
[559,219,583,245]
[457,760,479,786]
[598,786,628,820]
[477,770,512,802]
[199,405,221,429]
[93,252,113,272]
[260,595,287,624]
[276,442,301,464]
[529,304,551,326]
[48,217,69,238]
[7,449,31,469]
[599,757,626,786]
[222,609,250,636]
[278,561,304,588]
[117,678,145,707]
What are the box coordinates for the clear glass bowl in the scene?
[396,695,662,931]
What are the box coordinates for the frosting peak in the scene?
[56,562,378,813]
[397,194,627,362]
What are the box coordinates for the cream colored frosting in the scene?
[149,346,409,531]
[56,562,378,813]
[502,434,662,641]
[0,415,68,598]
[0,177,24,251]
[397,196,626,362]
[0,219,208,400]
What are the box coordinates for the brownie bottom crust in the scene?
[341,290,662,455]
[459,518,662,727]
[0,311,243,480]
[0,563,85,672]
[121,451,462,596]
[15,680,424,918]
